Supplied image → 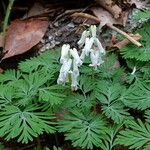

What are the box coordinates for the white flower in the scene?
[77,31,90,48]
[94,38,106,55]
[71,59,80,91]
[57,59,72,84]
[80,37,94,61]
[70,48,82,66]
[89,49,103,69]
[80,48,86,61]
[60,44,70,64]
[90,25,96,38]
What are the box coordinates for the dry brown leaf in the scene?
[3,19,48,59]
[113,33,142,49]
[71,12,100,24]
[91,7,124,27]
[95,0,122,18]
[23,2,45,19]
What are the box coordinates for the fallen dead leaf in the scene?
[95,0,122,18]
[71,12,100,25]
[3,19,48,59]
[23,2,45,19]
[113,33,142,49]
[91,7,124,27]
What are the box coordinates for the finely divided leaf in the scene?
[116,119,150,150]
[95,80,129,123]
[0,105,55,143]
[58,109,107,149]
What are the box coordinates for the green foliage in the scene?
[0,50,66,144]
[99,124,123,150]
[121,21,150,61]
[122,81,150,110]
[95,80,129,124]
[58,109,107,149]
[125,59,150,83]
[19,50,60,73]
[97,54,124,81]
[134,9,150,21]
[116,119,150,150]
[0,19,150,150]
[0,105,55,143]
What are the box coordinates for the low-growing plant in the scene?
[0,22,150,150]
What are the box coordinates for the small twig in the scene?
[71,12,100,23]
[106,23,143,47]
[2,0,15,48]
[113,33,142,49]
[53,8,84,23]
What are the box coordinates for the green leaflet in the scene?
[0,105,55,144]
[116,119,150,150]
[19,50,60,73]
[99,123,123,150]
[121,21,150,61]
[38,85,66,105]
[58,109,107,149]
[134,9,150,21]
[122,81,150,110]
[95,80,129,124]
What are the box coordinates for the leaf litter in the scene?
[0,0,149,61]
[3,19,48,59]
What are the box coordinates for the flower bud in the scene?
[95,38,106,55]
[90,25,97,38]
[60,44,70,64]
[84,38,94,56]
[77,31,90,48]
[57,59,72,84]
[70,48,83,66]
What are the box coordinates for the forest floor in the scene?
[0,0,150,150]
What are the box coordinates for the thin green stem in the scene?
[2,0,15,48]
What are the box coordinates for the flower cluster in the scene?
[79,25,106,69]
[57,44,82,91]
[57,25,106,91]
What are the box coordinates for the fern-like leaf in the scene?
[134,9,150,21]
[100,124,123,150]
[0,105,55,143]
[116,119,150,150]
[0,85,14,107]
[19,50,60,73]
[0,70,21,83]
[79,75,96,94]
[121,22,150,61]
[95,80,129,123]
[122,81,150,110]
[38,85,66,105]
[61,94,94,110]
[14,71,53,105]
[98,54,124,81]
[58,109,107,149]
